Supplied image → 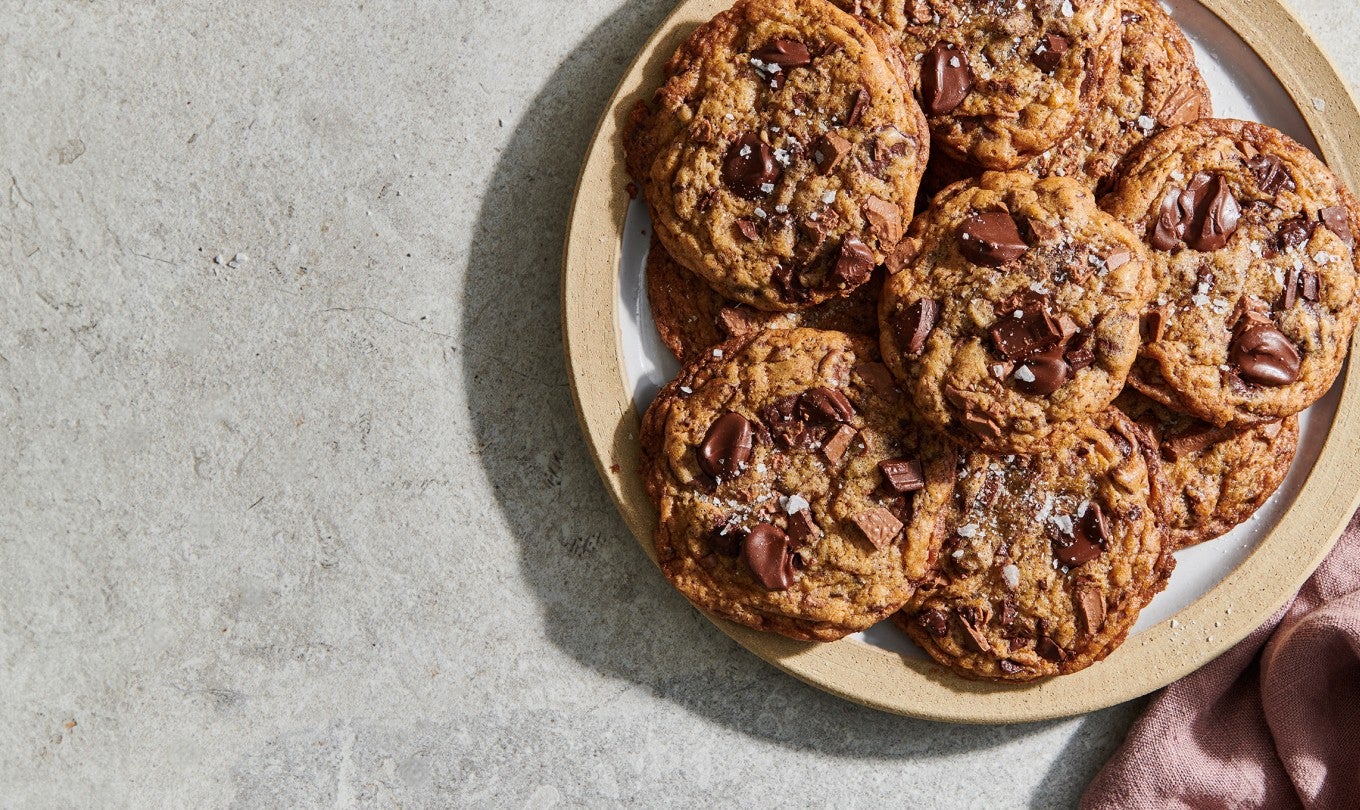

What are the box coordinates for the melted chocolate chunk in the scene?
[828,236,874,289]
[989,295,1062,360]
[698,412,754,480]
[918,608,949,638]
[722,133,780,199]
[1183,173,1241,251]
[797,386,855,424]
[960,212,1029,266]
[1014,345,1070,396]
[1053,504,1108,568]
[921,42,971,116]
[1230,323,1301,387]
[742,523,796,589]
[894,298,938,356]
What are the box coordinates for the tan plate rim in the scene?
[561,0,1360,723]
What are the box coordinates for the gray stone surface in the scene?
[1,1,1356,806]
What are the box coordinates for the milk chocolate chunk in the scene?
[1319,205,1356,248]
[1075,585,1107,635]
[878,458,925,493]
[1014,346,1070,396]
[956,606,992,653]
[921,42,971,116]
[698,412,754,479]
[742,523,797,589]
[960,212,1028,266]
[845,88,869,127]
[1184,173,1241,251]
[863,196,904,245]
[1036,635,1067,662]
[894,298,938,356]
[829,236,874,288]
[813,131,852,175]
[798,386,855,424]
[1274,215,1316,255]
[1151,187,1186,251]
[918,608,949,638]
[1053,504,1107,568]
[786,508,820,549]
[753,38,811,71]
[851,507,903,549]
[1248,153,1296,195]
[1031,33,1069,73]
[1230,323,1301,386]
[822,423,856,464]
[722,133,780,199]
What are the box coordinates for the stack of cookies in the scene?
[626,0,1360,682]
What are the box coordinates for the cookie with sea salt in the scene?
[897,408,1173,682]
[1117,390,1298,548]
[626,0,929,311]
[639,328,956,641]
[920,0,1212,194]
[840,0,1122,170]
[1101,118,1360,426]
[879,171,1154,454]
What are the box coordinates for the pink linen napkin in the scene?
[1083,510,1360,810]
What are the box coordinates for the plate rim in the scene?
[561,0,1360,723]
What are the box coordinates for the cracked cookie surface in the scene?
[626,0,929,311]
[897,409,1172,681]
[1101,118,1360,426]
[880,171,1154,454]
[640,328,956,641]
[1117,390,1297,548]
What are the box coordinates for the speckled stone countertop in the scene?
[3,1,1357,806]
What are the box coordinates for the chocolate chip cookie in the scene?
[1117,390,1298,547]
[880,171,1154,454]
[640,328,957,641]
[920,0,1210,196]
[626,0,930,311]
[843,0,1122,170]
[647,236,881,363]
[1102,118,1360,426]
[898,409,1173,681]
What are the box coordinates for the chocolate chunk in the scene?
[1158,84,1205,126]
[1104,250,1132,272]
[1274,214,1317,254]
[879,458,925,493]
[736,218,760,241]
[1031,33,1069,73]
[822,424,856,464]
[1014,345,1070,396]
[884,238,918,274]
[742,523,796,589]
[771,264,808,304]
[1144,305,1170,342]
[1230,323,1301,386]
[845,88,869,127]
[1299,271,1320,302]
[760,395,805,449]
[814,131,852,175]
[863,196,904,245]
[698,412,754,480]
[989,297,1062,360]
[829,236,874,288]
[1184,173,1241,251]
[960,212,1029,266]
[998,597,1017,628]
[918,608,949,638]
[1075,585,1106,635]
[1248,153,1296,195]
[786,508,820,549]
[1064,331,1095,373]
[1319,205,1355,248]
[894,298,938,356]
[717,306,764,338]
[1053,504,1107,568]
[921,42,971,116]
[722,133,780,199]
[955,606,992,653]
[1150,187,1186,251]
[1122,10,1144,24]
[958,400,1003,443]
[1161,423,1225,461]
[998,659,1024,675]
[798,386,855,424]
[752,38,812,71]
[851,507,903,549]
[1036,635,1067,662]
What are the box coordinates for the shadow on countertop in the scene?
[458,0,1144,788]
